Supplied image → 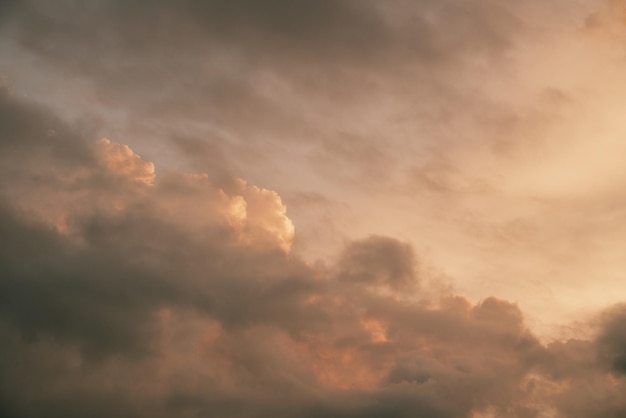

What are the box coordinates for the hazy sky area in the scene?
[3,1,626,417]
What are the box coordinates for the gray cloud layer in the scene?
[0,0,527,188]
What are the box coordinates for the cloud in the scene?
[2,87,626,417]
[0,87,298,356]
[4,2,626,416]
[597,304,626,375]
[5,0,518,65]
[96,138,156,185]
[335,235,417,292]
[531,305,626,418]
[0,0,528,192]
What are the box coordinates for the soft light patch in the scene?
[96,138,155,185]
[231,179,295,253]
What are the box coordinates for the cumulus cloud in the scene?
[1,82,626,418]
[96,138,156,185]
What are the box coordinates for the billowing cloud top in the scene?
[2,1,626,417]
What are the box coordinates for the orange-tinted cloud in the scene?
[4,1,626,417]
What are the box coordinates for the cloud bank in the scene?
[3,1,626,416]
[1,85,626,418]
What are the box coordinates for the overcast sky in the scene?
[2,1,626,417]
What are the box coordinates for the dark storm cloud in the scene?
[4,0,389,87]
[6,0,517,65]
[597,304,626,375]
[336,236,417,291]
[0,86,93,165]
[0,0,20,25]
[113,0,389,56]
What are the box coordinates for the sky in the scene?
[2,0,626,417]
